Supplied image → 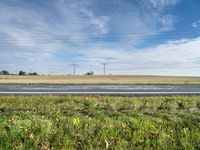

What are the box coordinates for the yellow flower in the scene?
[73,118,80,126]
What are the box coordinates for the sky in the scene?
[0,0,200,75]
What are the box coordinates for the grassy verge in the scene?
[0,95,200,149]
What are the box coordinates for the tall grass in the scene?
[0,95,199,149]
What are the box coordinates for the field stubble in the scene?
[1,75,200,85]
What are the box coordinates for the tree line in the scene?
[0,70,95,76]
[0,70,38,76]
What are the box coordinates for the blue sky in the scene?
[0,0,200,75]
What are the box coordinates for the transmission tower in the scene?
[101,63,108,75]
[70,64,79,75]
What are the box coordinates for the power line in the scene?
[0,31,199,43]
[1,30,199,39]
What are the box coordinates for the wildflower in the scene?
[73,118,80,126]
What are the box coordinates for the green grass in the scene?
[0,95,199,149]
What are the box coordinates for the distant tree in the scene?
[85,71,94,75]
[19,71,27,76]
[28,72,38,76]
[0,70,9,75]
[33,72,38,75]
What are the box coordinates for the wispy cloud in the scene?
[1,0,197,75]
[192,20,200,28]
[148,0,180,9]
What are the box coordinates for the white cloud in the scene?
[192,20,200,28]
[160,15,175,31]
[73,36,200,75]
[80,9,109,34]
[149,0,180,9]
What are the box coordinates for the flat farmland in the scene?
[1,75,200,85]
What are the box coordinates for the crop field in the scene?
[1,75,200,85]
[0,95,199,149]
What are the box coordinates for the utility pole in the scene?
[70,64,78,75]
[101,63,108,75]
[28,68,32,74]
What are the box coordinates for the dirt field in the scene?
[1,75,200,85]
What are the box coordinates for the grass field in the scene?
[0,95,199,149]
[1,75,200,85]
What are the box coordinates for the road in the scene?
[1,85,200,96]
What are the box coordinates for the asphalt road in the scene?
[1,85,200,96]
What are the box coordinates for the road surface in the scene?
[1,85,200,96]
